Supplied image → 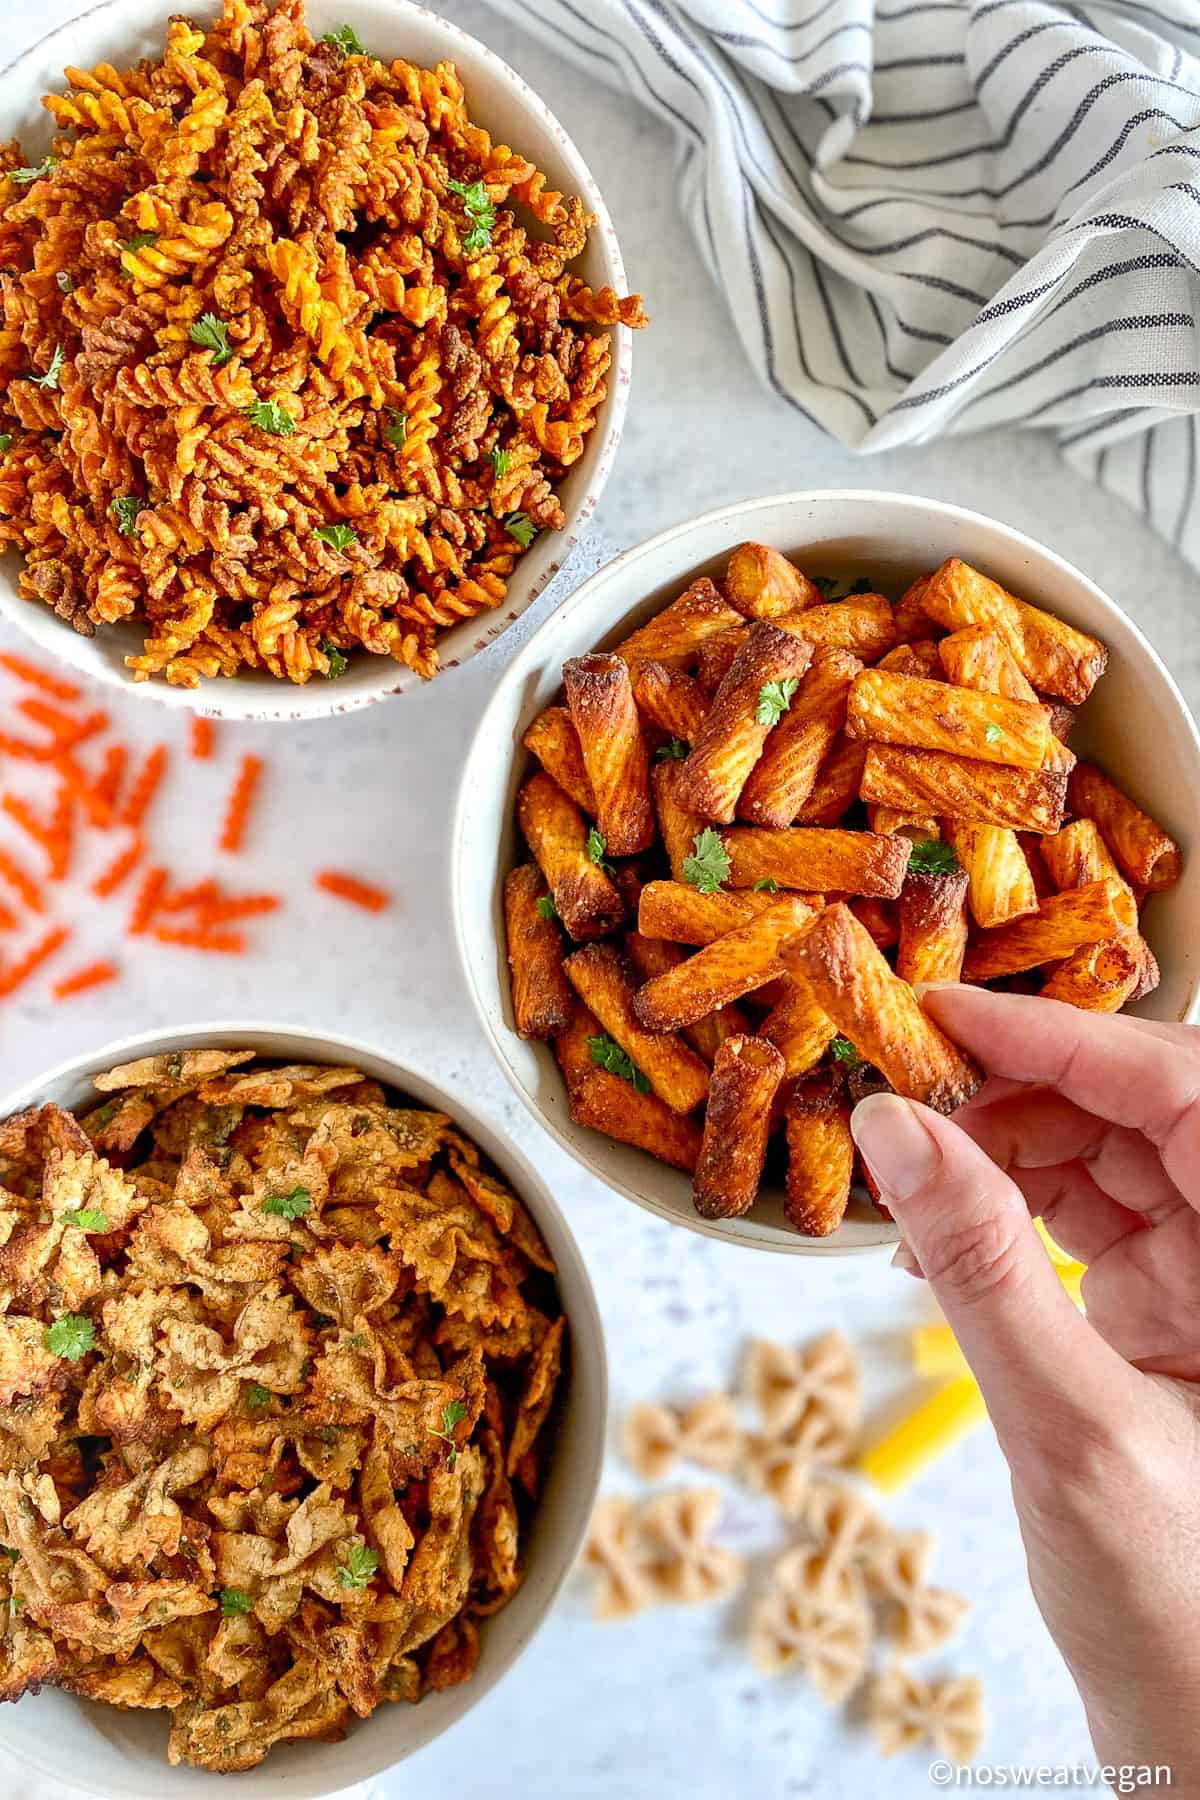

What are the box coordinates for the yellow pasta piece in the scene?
[858,1378,988,1494]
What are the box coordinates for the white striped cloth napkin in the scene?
[486,0,1200,566]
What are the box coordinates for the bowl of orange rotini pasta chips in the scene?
[0,1023,606,1795]
[453,490,1200,1255]
[0,0,644,720]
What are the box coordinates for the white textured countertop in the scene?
[3,2,1198,1796]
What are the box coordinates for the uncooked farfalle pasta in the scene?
[0,0,646,685]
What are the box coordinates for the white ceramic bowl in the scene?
[452,489,1200,1257]
[0,1024,606,1800]
[0,0,631,721]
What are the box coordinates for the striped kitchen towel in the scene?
[487,0,1200,565]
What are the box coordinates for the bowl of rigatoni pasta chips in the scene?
[453,491,1200,1254]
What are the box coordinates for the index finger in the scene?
[923,987,1200,1206]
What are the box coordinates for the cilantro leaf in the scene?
[446,176,495,255]
[504,511,537,549]
[907,838,961,877]
[587,1034,650,1094]
[30,344,64,390]
[490,445,512,479]
[320,636,347,679]
[122,231,158,253]
[10,155,57,185]
[384,408,408,450]
[62,1208,109,1233]
[336,1542,379,1589]
[755,678,799,727]
[323,24,367,55]
[245,398,296,436]
[260,1186,312,1220]
[111,495,142,538]
[984,721,1004,744]
[313,523,357,552]
[218,1587,254,1616]
[245,1382,273,1413]
[654,737,689,762]
[586,826,608,866]
[535,894,557,921]
[44,1314,95,1360]
[830,1036,864,1071]
[0,436,11,455]
[753,877,779,893]
[428,1399,469,1467]
[682,827,731,896]
[462,221,492,256]
[1,1547,19,1561]
[447,177,490,212]
[813,574,872,601]
[190,312,234,368]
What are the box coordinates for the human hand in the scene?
[849,986,1200,1783]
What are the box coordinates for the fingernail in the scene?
[912,980,957,1001]
[890,1238,925,1278]
[850,1092,941,1204]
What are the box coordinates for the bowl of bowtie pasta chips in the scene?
[453,489,1200,1256]
[0,1023,606,1795]
[0,0,644,719]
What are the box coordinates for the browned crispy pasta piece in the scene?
[861,745,1067,834]
[633,896,820,1032]
[678,623,814,824]
[878,640,943,679]
[612,578,743,679]
[869,808,940,837]
[739,649,862,827]
[563,654,654,856]
[695,629,747,694]
[784,1071,854,1237]
[847,670,1053,771]
[1037,820,1158,1001]
[896,871,970,984]
[1067,763,1182,891]
[892,575,935,645]
[637,880,783,945]
[724,544,820,619]
[504,865,573,1039]
[943,823,1039,929]
[921,558,1108,704]
[793,733,869,827]
[554,1006,703,1172]
[724,827,910,898]
[652,761,708,881]
[1041,938,1145,1011]
[759,974,837,1077]
[778,593,897,663]
[563,944,709,1114]
[693,1037,786,1219]
[962,878,1138,981]
[785,904,983,1111]
[517,772,624,941]
[523,707,596,813]
[632,662,709,743]
[849,897,900,951]
[626,932,751,1064]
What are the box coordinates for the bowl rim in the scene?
[451,485,1200,1256]
[0,0,632,723]
[0,1018,608,1799]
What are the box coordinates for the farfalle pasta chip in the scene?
[0,1049,566,1770]
[868,1665,986,1764]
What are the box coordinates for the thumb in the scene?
[850,1092,1137,1459]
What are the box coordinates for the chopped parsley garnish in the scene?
[122,231,158,253]
[245,1382,273,1413]
[587,1034,650,1094]
[218,1588,254,1616]
[813,574,872,601]
[30,344,64,390]
[0,1547,18,1562]
[428,1400,469,1468]
[62,1208,109,1233]
[0,436,11,455]
[907,838,961,877]
[682,827,731,895]
[260,1186,312,1220]
[446,177,495,256]
[755,678,799,727]
[111,495,142,537]
[586,826,608,866]
[190,312,234,367]
[313,523,357,552]
[830,1036,864,1071]
[490,445,512,479]
[384,408,408,449]
[753,877,779,893]
[323,24,367,56]
[504,511,536,549]
[245,398,296,436]
[337,1542,380,1588]
[11,155,57,185]
[43,1314,95,1361]
[535,894,558,921]
[320,637,347,679]
[984,721,1004,744]
[654,737,689,761]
